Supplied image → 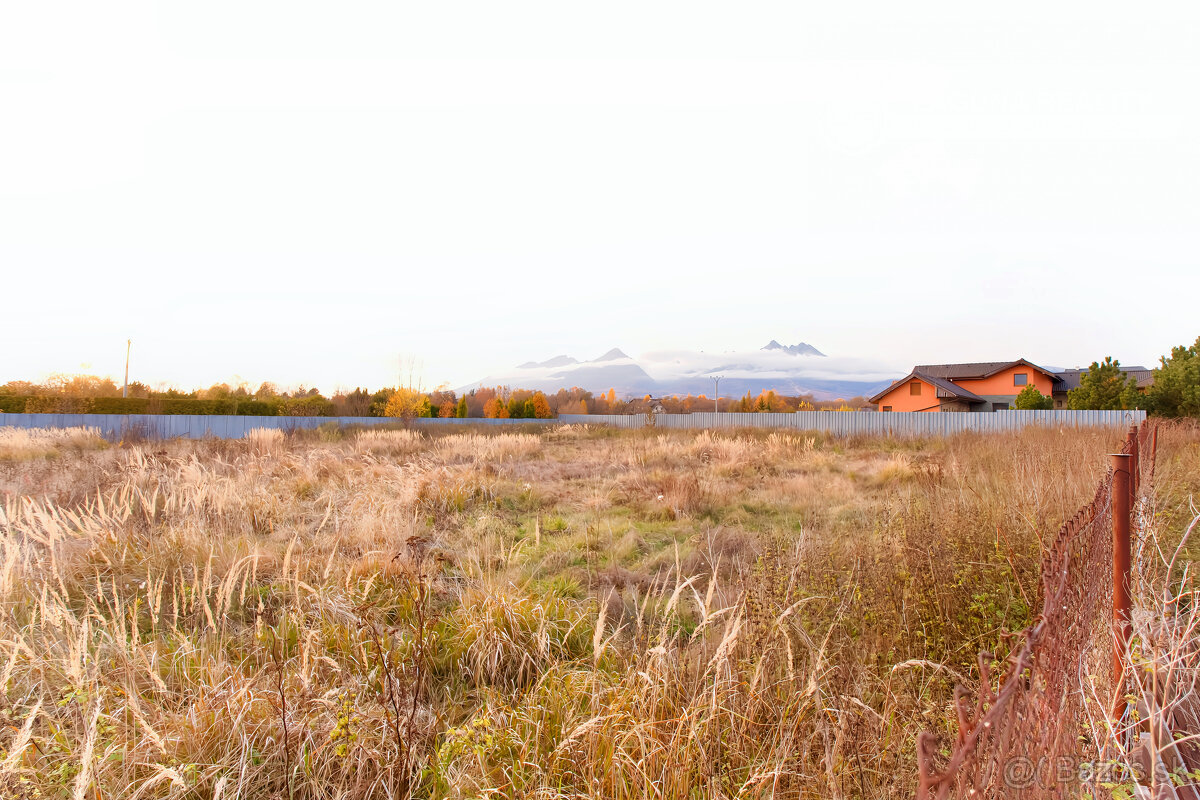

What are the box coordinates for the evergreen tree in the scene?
[456,396,468,418]
[1013,384,1053,410]
[1147,336,1200,417]
[1067,357,1141,410]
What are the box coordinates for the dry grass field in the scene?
[0,422,1197,799]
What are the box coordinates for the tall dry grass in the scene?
[0,425,106,460]
[0,423,1186,799]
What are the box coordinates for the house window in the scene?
[882,406,892,412]
[1014,373,1028,386]
[910,381,921,396]
[992,403,1009,412]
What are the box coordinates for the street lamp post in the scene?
[712,375,722,414]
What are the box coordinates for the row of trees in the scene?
[1008,336,1200,416]
[0,377,339,416]
[725,390,867,413]
[6,337,1196,418]
[0,376,870,419]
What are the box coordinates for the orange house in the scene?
[870,360,1063,413]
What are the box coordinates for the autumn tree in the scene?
[466,388,495,418]
[44,374,121,398]
[428,389,457,418]
[549,387,591,415]
[558,398,587,414]
[753,390,780,412]
[483,397,509,418]
[200,383,233,400]
[456,396,469,418]
[335,387,372,416]
[530,392,553,418]
[1,380,37,395]
[384,387,432,422]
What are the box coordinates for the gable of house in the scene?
[952,363,1056,398]
[869,371,985,412]
[871,376,941,412]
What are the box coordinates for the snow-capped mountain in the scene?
[462,341,897,401]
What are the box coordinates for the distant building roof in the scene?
[1053,366,1152,393]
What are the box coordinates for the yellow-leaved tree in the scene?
[384,387,431,422]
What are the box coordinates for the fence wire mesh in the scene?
[916,424,1156,799]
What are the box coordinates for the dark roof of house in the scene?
[1053,367,1154,393]
[868,370,986,404]
[914,359,1063,383]
[913,361,1012,379]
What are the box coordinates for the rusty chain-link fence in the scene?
[916,424,1158,799]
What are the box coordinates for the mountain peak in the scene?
[539,355,579,368]
[762,340,826,357]
[516,354,580,369]
[593,348,630,362]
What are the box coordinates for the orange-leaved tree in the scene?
[530,392,553,419]
[483,397,509,419]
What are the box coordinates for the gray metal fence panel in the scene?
[556,410,1145,436]
[0,410,1146,440]
[0,413,563,440]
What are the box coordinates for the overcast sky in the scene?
[2,2,1198,393]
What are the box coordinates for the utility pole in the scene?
[123,339,131,398]
[712,375,722,413]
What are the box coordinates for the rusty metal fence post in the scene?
[1128,425,1140,501]
[1111,451,1132,712]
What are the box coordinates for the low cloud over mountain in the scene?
[464,342,898,401]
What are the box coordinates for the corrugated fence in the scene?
[0,409,1145,440]
[559,409,1146,435]
[0,413,558,440]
